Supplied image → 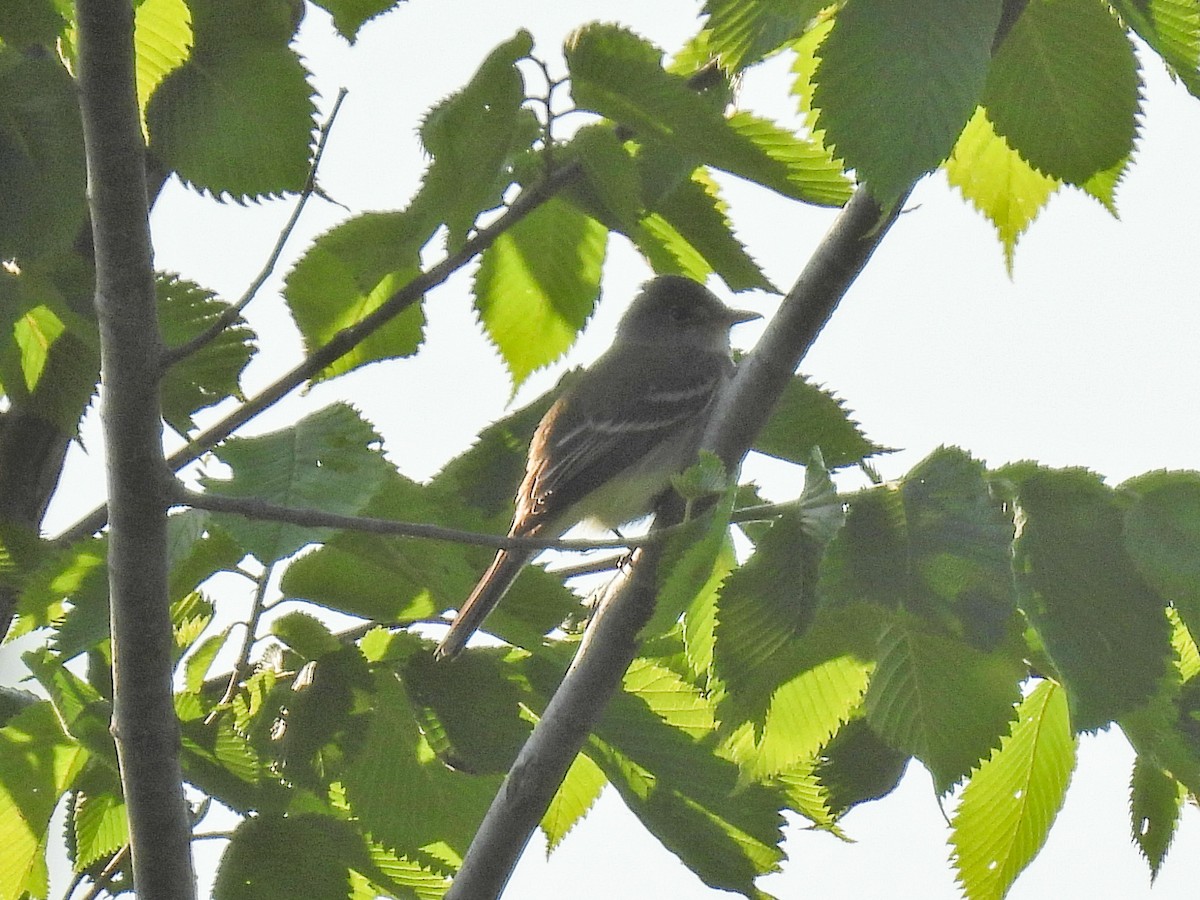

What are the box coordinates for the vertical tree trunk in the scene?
[75,1,196,895]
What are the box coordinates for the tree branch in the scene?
[159,88,350,369]
[75,1,196,896]
[175,483,659,552]
[446,185,908,899]
[55,159,584,547]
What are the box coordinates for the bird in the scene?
[433,275,760,661]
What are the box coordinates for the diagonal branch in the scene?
[55,160,585,547]
[445,185,908,899]
[75,1,196,896]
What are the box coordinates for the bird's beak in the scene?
[727,308,762,326]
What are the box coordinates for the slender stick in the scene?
[75,1,196,896]
[446,184,908,899]
[176,484,650,551]
[160,88,350,368]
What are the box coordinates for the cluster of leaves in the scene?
[2,1,1200,899]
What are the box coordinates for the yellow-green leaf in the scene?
[950,680,1075,900]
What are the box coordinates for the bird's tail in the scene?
[434,548,532,661]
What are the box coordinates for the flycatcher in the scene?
[434,275,759,660]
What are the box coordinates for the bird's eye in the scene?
[669,304,691,323]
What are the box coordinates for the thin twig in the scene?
[78,845,130,900]
[62,871,86,900]
[546,553,626,580]
[205,564,274,724]
[160,89,349,369]
[173,483,660,552]
[55,159,585,548]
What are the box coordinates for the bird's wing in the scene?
[514,348,730,533]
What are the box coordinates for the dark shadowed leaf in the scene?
[1010,466,1172,731]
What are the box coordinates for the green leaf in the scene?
[22,648,115,761]
[166,509,245,603]
[816,716,910,817]
[202,404,393,563]
[0,51,87,261]
[1130,756,1186,881]
[1079,151,1128,214]
[723,110,851,206]
[10,532,100,631]
[752,375,885,469]
[569,124,645,232]
[183,627,234,695]
[404,650,531,774]
[419,30,538,251]
[821,448,1017,650]
[727,648,874,786]
[983,0,1140,185]
[1011,466,1172,731]
[715,593,881,782]
[950,679,1075,900]
[134,0,192,133]
[0,702,89,900]
[541,747,607,852]
[670,451,729,504]
[0,0,67,47]
[645,488,736,639]
[639,168,774,292]
[1122,470,1200,647]
[73,790,128,869]
[899,450,1016,648]
[713,510,829,717]
[702,0,828,70]
[945,106,1060,273]
[772,758,840,831]
[157,273,255,433]
[812,0,1002,205]
[566,23,850,207]
[278,474,459,624]
[865,617,1022,794]
[680,538,736,684]
[180,696,282,814]
[213,814,376,900]
[0,688,39,728]
[623,658,717,739]
[343,671,499,856]
[1118,652,1200,797]
[1111,0,1200,99]
[474,197,607,389]
[1169,606,1200,682]
[146,21,315,199]
[357,841,452,900]
[271,644,373,790]
[284,210,429,382]
[591,689,786,897]
[271,611,343,661]
[310,0,398,42]
[12,305,64,392]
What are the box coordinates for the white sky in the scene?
[19,0,1200,897]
